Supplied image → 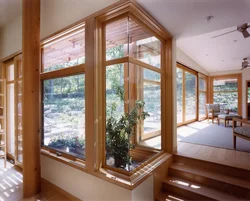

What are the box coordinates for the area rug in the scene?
[177,121,250,153]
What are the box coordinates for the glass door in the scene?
[15,55,23,166]
[176,68,183,124]
[176,64,198,125]
[185,71,197,122]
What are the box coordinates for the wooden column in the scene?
[22,0,41,198]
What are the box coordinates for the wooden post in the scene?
[85,17,95,173]
[22,0,41,198]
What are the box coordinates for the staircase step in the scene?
[156,191,190,201]
[174,155,250,180]
[163,176,243,201]
[169,163,250,198]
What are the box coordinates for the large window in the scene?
[212,76,241,113]
[176,64,197,125]
[41,25,86,159]
[105,16,162,172]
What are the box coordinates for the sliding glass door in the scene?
[176,68,183,124]
[185,71,196,121]
[176,64,197,126]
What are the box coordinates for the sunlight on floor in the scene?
[177,121,211,138]
[0,160,23,201]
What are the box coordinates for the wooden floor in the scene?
[176,141,250,171]
[0,160,70,201]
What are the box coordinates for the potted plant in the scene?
[106,100,149,169]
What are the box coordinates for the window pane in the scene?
[106,62,161,171]
[129,18,161,68]
[141,68,161,149]
[43,74,85,159]
[176,68,183,124]
[199,77,206,91]
[199,92,206,119]
[214,92,238,113]
[43,28,85,72]
[7,84,15,155]
[17,80,23,163]
[213,79,238,92]
[7,64,14,81]
[185,72,196,121]
[106,18,128,61]
[106,63,125,119]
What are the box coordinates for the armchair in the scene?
[232,118,250,149]
[206,104,225,124]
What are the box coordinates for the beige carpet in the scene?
[177,121,250,153]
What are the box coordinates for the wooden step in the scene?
[174,155,250,180]
[163,176,243,201]
[156,191,190,201]
[169,163,250,199]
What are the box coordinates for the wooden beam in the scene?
[22,0,41,198]
[85,17,95,173]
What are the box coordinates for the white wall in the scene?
[41,155,133,201]
[176,47,209,75]
[0,15,22,59]
[132,176,153,201]
[41,0,118,39]
[0,0,119,59]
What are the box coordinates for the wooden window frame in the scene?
[176,63,198,127]
[209,74,242,115]
[40,26,86,163]
[198,73,208,121]
[0,0,172,190]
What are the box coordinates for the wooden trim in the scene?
[41,178,82,201]
[105,57,129,66]
[129,57,162,73]
[177,62,198,75]
[0,51,22,63]
[85,17,95,173]
[40,64,85,80]
[41,23,85,47]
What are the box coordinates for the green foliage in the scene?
[48,134,85,149]
[106,100,149,168]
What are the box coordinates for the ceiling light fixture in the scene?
[205,16,214,23]
[233,40,237,43]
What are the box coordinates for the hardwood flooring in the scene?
[0,160,71,201]
[176,141,250,171]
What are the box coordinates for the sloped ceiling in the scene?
[137,0,250,73]
[0,0,22,29]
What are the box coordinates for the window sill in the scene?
[41,149,86,172]
[94,152,172,190]
[41,148,172,190]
